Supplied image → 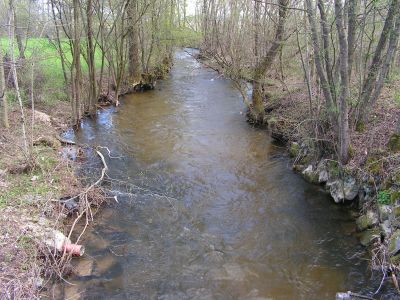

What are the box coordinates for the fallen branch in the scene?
[60,148,108,266]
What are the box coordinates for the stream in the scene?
[58,50,392,299]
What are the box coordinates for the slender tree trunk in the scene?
[317,0,336,105]
[347,0,358,78]
[306,0,335,123]
[13,9,25,60]
[183,0,187,26]
[357,0,400,124]
[72,0,82,125]
[369,11,400,108]
[50,0,68,87]
[334,0,350,164]
[87,0,97,116]
[0,46,9,128]
[251,0,289,122]
[127,0,141,84]
[8,0,28,154]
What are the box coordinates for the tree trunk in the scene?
[347,0,358,78]
[72,0,82,125]
[306,0,335,124]
[317,0,336,105]
[357,0,400,125]
[251,0,289,122]
[334,0,350,164]
[87,0,97,116]
[127,0,141,84]
[8,0,28,154]
[0,46,9,128]
[369,10,400,109]
[13,9,25,60]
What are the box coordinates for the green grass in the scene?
[0,38,104,105]
[0,145,61,208]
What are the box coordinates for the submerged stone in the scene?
[74,258,94,277]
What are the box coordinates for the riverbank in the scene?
[260,74,400,289]
[0,102,106,298]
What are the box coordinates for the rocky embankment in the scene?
[288,139,400,273]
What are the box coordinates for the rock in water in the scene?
[329,177,359,203]
[389,230,400,256]
[302,165,319,184]
[359,229,380,246]
[74,258,94,277]
[378,205,392,222]
[356,211,378,231]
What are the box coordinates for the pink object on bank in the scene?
[63,243,85,256]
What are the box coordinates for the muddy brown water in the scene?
[59,50,394,299]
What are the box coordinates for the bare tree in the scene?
[251,0,289,122]
[8,0,28,154]
[0,46,9,128]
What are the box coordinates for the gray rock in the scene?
[380,220,392,238]
[302,165,319,184]
[359,228,380,246]
[60,197,79,212]
[356,211,378,231]
[378,205,392,222]
[389,230,400,256]
[318,170,329,183]
[329,177,359,203]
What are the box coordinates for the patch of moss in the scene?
[391,254,400,265]
[359,228,380,247]
[388,134,400,152]
[356,121,366,133]
[366,156,383,176]
[289,142,300,158]
[327,161,340,179]
[394,206,400,218]
[389,230,400,255]
[356,211,378,231]
[348,144,355,159]
[391,191,400,203]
